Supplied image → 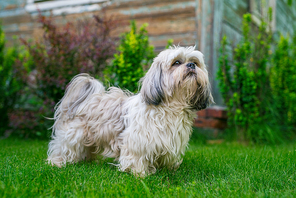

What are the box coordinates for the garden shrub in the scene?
[104,21,155,92]
[0,26,30,137]
[270,35,296,127]
[0,14,118,138]
[22,14,117,106]
[217,13,286,143]
[14,14,117,138]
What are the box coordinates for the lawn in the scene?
[0,136,295,198]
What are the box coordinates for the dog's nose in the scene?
[186,63,195,69]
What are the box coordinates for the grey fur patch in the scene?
[140,62,165,106]
[192,89,214,110]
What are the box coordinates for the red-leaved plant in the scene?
[10,13,118,138]
[22,13,117,103]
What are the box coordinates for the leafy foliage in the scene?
[104,21,155,92]
[0,26,30,136]
[7,92,52,139]
[22,14,117,105]
[10,14,118,138]
[217,13,286,143]
[270,35,296,127]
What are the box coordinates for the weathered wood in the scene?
[108,0,195,10]
[212,0,224,105]
[276,0,296,37]
[150,32,196,50]
[1,14,32,26]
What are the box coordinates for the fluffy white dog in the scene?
[47,46,213,176]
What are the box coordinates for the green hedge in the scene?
[218,12,295,143]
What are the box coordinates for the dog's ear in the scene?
[140,61,165,105]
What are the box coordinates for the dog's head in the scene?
[140,46,213,110]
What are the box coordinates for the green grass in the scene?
[0,138,295,198]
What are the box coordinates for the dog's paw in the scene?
[47,158,64,168]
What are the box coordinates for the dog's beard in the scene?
[182,68,197,81]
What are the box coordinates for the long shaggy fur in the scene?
[47,46,214,176]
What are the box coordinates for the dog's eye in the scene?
[193,62,200,67]
[172,60,181,66]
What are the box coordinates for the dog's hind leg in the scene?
[47,117,93,167]
[47,74,104,167]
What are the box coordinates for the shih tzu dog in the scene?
[47,46,213,176]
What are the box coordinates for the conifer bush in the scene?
[218,10,296,143]
[270,35,296,127]
[104,21,155,92]
[217,13,284,143]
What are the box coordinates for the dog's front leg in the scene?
[118,148,152,177]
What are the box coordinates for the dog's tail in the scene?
[54,73,105,121]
